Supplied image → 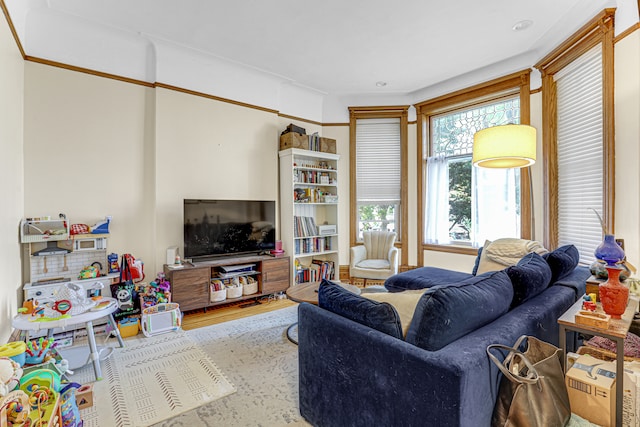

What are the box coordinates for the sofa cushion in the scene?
[384,267,474,292]
[356,259,391,270]
[543,245,580,283]
[405,270,513,351]
[476,238,548,274]
[506,252,552,307]
[363,290,425,336]
[318,279,403,339]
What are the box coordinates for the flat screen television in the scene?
[184,199,276,261]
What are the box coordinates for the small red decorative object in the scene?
[599,266,629,319]
[582,301,597,311]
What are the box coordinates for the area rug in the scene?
[155,304,308,426]
[69,331,236,427]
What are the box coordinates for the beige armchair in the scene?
[349,230,399,286]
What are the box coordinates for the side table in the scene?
[558,297,635,427]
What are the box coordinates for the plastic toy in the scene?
[108,252,120,273]
[78,265,99,279]
[24,338,55,365]
[90,215,111,234]
[20,299,39,315]
[0,357,22,397]
[0,390,30,424]
[140,273,172,308]
[0,342,26,367]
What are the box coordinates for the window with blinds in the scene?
[355,118,401,240]
[555,45,604,264]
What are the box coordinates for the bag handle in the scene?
[487,343,540,385]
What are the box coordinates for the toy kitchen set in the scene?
[20,215,119,328]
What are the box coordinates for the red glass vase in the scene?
[599,266,629,319]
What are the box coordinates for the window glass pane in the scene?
[426,96,521,245]
[358,203,398,240]
[448,158,472,241]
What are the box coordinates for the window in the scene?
[428,97,521,245]
[415,70,531,261]
[355,118,401,238]
[349,106,408,264]
[535,9,614,263]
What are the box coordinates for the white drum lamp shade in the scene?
[472,124,536,168]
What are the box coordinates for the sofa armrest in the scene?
[350,245,367,267]
[388,246,399,274]
[298,303,497,427]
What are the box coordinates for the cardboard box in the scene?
[319,137,336,154]
[280,132,309,150]
[622,361,640,427]
[566,354,616,427]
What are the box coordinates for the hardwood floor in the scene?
[181,296,297,330]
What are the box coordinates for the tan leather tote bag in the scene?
[487,335,571,427]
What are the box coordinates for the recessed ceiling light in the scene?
[376,81,387,87]
[512,20,533,31]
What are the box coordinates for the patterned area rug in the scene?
[70,331,236,427]
[156,305,308,426]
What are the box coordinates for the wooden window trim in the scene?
[534,9,615,249]
[415,69,532,265]
[349,106,409,267]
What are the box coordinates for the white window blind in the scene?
[555,44,603,265]
[355,118,401,203]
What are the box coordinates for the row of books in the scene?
[294,259,335,284]
[308,132,321,152]
[294,237,331,255]
[294,216,318,237]
[294,170,332,185]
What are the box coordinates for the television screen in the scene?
[184,199,276,260]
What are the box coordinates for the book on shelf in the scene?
[294,236,330,255]
[294,216,318,237]
[294,259,335,284]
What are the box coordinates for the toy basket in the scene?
[226,286,242,299]
[241,276,258,295]
[226,277,242,299]
[141,303,181,337]
[210,279,227,302]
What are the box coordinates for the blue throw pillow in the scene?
[318,279,403,339]
[405,270,513,351]
[506,252,552,307]
[542,244,580,283]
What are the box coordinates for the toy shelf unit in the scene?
[279,148,340,286]
[20,218,70,243]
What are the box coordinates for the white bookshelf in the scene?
[279,148,340,285]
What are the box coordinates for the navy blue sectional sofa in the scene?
[298,246,590,427]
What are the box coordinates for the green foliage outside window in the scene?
[358,204,396,237]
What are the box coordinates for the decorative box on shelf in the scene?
[318,225,337,235]
[324,195,338,203]
[279,132,337,154]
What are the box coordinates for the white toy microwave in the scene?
[74,237,107,251]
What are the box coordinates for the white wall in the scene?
[0,15,24,343]
[23,63,154,275]
[155,88,282,270]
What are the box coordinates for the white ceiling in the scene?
[6,0,632,121]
